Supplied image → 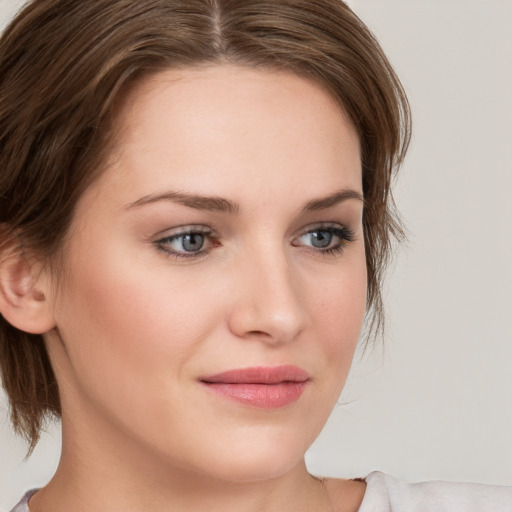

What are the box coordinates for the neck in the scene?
[30,416,332,512]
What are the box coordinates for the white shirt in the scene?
[357,471,512,511]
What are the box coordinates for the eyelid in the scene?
[293,222,355,240]
[153,224,213,239]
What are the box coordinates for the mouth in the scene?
[199,365,310,409]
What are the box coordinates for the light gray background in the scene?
[1,0,511,509]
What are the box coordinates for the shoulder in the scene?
[8,489,38,512]
[357,471,512,512]
[323,477,367,512]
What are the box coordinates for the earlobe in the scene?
[0,242,56,335]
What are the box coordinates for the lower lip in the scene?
[201,381,307,409]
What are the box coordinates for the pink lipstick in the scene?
[200,365,309,409]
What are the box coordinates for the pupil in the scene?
[311,231,332,248]
[183,233,204,251]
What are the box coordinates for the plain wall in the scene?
[1,0,511,509]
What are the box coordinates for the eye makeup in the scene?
[153,221,357,261]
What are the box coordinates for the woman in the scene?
[0,1,510,511]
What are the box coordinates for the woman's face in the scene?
[44,66,367,482]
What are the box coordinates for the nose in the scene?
[227,245,309,345]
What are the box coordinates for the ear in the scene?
[0,240,56,335]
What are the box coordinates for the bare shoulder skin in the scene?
[323,478,367,512]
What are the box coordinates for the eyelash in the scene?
[154,224,356,260]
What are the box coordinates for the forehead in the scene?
[86,65,362,213]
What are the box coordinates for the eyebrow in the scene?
[300,188,364,213]
[125,188,363,214]
[125,191,240,214]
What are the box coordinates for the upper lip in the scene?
[200,365,309,384]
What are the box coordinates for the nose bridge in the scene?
[228,237,308,343]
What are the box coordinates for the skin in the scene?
[28,66,367,512]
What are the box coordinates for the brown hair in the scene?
[0,0,411,451]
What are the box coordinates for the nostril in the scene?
[246,330,272,337]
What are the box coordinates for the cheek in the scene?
[313,250,367,335]
[50,236,223,415]
[56,264,214,366]
[307,250,367,378]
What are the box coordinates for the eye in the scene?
[154,227,217,259]
[293,224,355,254]
[304,230,334,249]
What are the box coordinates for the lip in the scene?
[199,365,309,409]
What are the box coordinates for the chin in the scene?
[185,429,314,484]
[202,454,304,484]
